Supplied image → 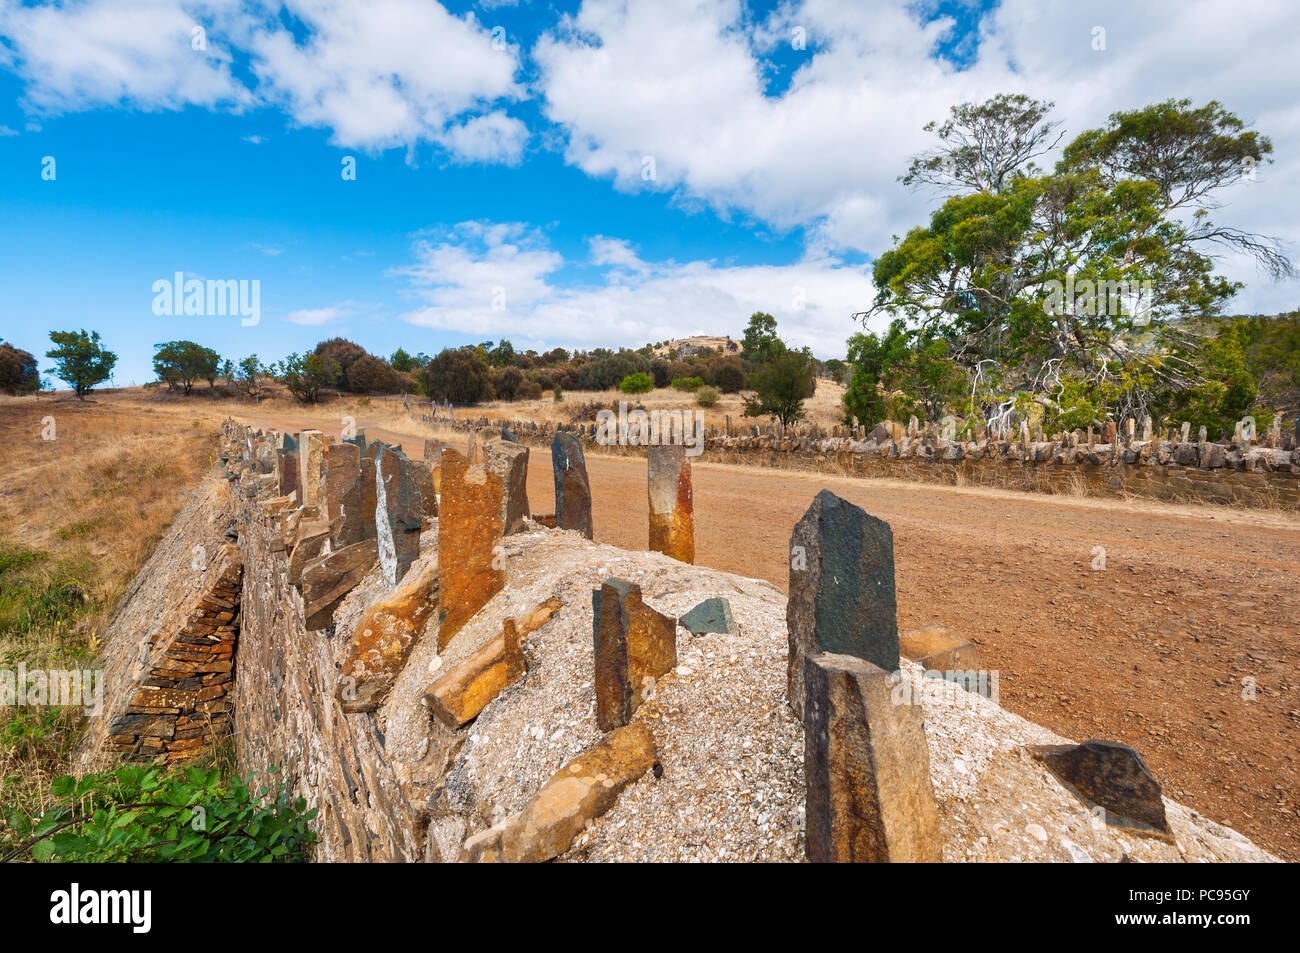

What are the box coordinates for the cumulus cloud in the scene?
[0,0,528,162]
[248,0,525,157]
[393,221,877,355]
[0,0,250,113]
[535,0,1300,309]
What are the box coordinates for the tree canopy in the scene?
[854,95,1292,434]
[46,329,117,400]
[152,340,219,394]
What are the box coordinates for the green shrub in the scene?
[671,376,704,391]
[552,386,563,403]
[619,372,654,394]
[4,764,317,863]
[696,385,720,407]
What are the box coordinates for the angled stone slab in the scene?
[425,618,525,728]
[679,597,735,635]
[787,489,899,718]
[899,624,981,673]
[803,652,942,863]
[647,445,694,563]
[1029,739,1171,839]
[552,432,593,539]
[463,722,656,863]
[484,438,530,535]
[592,578,676,731]
[436,449,504,650]
[338,562,437,712]
[302,538,379,630]
[287,518,331,587]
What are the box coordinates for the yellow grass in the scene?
[0,393,218,841]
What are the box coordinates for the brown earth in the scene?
[16,393,1298,860]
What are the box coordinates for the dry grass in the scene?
[466,377,848,431]
[0,394,218,846]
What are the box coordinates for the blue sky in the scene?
[1,0,1297,386]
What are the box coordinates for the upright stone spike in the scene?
[483,438,530,535]
[647,445,694,563]
[437,449,505,650]
[374,444,422,587]
[787,489,899,718]
[592,578,676,731]
[803,652,943,863]
[298,429,327,510]
[552,432,593,539]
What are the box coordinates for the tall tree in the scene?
[743,350,816,428]
[859,95,1291,430]
[741,312,786,365]
[152,340,219,395]
[280,352,339,404]
[0,341,40,395]
[902,93,1064,194]
[46,329,117,400]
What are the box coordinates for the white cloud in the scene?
[284,301,360,326]
[0,0,250,113]
[441,111,529,165]
[535,0,1300,310]
[0,0,528,163]
[393,221,877,356]
[248,0,525,158]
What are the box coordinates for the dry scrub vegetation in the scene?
[0,395,217,843]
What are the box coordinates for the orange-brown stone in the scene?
[462,722,657,862]
[647,445,694,563]
[437,450,504,650]
[338,561,438,711]
[592,578,676,731]
[424,617,525,727]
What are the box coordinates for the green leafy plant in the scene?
[619,372,654,394]
[45,329,117,400]
[3,764,317,863]
[671,376,704,391]
[695,385,720,407]
[280,352,340,404]
[743,350,817,428]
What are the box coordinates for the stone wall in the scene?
[426,414,1300,509]
[81,417,1280,863]
[79,475,242,768]
[233,488,426,861]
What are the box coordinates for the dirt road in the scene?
[225,407,1300,860]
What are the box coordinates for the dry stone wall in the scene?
[78,474,242,768]
[81,417,1281,863]
[429,413,1300,509]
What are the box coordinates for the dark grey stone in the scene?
[552,432,593,539]
[787,489,899,717]
[1031,739,1171,837]
[679,597,735,635]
